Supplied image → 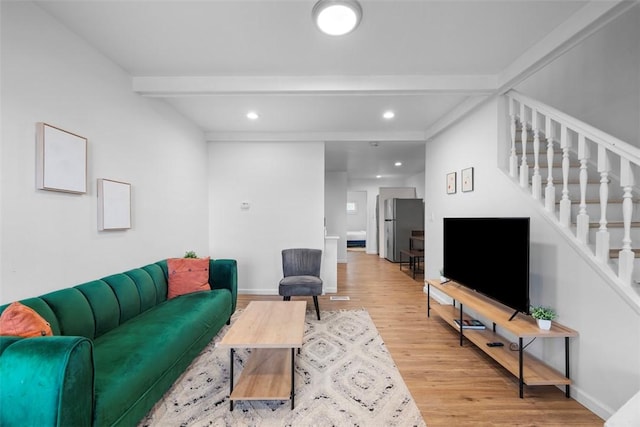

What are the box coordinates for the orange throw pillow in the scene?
[0,301,53,337]
[167,257,211,299]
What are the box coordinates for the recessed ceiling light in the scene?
[394,162,402,167]
[383,111,395,119]
[313,0,362,36]
[376,175,382,179]
[246,111,259,120]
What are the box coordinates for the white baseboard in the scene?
[568,384,613,421]
[237,288,337,295]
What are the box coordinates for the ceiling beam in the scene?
[204,131,427,143]
[132,75,497,97]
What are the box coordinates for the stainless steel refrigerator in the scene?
[384,198,424,262]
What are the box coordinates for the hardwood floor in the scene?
[236,250,603,426]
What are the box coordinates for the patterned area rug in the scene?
[140,309,426,427]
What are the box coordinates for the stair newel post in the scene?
[509,97,518,178]
[519,103,529,189]
[618,158,635,285]
[545,116,556,213]
[596,145,610,263]
[531,109,542,200]
[576,134,590,244]
[559,125,572,227]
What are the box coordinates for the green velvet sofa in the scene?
[0,258,237,427]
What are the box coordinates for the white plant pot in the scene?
[440,276,448,283]
[536,319,552,330]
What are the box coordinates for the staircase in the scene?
[506,90,640,314]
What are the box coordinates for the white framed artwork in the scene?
[462,167,474,192]
[446,172,456,194]
[98,179,131,231]
[36,122,87,193]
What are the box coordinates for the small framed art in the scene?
[98,179,131,231]
[36,123,87,194]
[446,172,456,194]
[462,167,474,192]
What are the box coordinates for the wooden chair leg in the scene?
[313,296,320,320]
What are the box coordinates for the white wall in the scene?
[516,4,640,146]
[424,97,640,419]
[405,171,426,200]
[325,171,347,263]
[346,190,367,232]
[208,142,324,294]
[0,2,209,303]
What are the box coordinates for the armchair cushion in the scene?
[279,276,323,296]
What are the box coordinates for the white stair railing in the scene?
[507,90,640,297]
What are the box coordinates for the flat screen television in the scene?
[443,217,530,316]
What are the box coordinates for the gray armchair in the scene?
[279,248,323,320]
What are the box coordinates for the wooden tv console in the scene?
[426,279,578,398]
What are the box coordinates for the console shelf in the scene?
[426,279,578,398]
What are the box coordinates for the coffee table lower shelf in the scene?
[229,347,295,410]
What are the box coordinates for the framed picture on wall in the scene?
[36,122,87,194]
[98,179,131,231]
[462,167,474,192]
[446,172,456,194]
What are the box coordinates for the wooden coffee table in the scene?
[218,301,306,410]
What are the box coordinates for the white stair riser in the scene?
[557,203,640,223]
[587,227,640,246]
[545,183,625,201]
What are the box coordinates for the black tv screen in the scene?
[443,217,530,314]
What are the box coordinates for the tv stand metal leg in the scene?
[459,303,464,346]
[565,337,571,398]
[519,337,524,398]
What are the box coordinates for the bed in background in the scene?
[347,230,366,248]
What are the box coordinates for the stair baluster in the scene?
[576,134,590,244]
[509,98,518,178]
[544,116,556,213]
[519,103,529,189]
[531,109,542,200]
[618,158,635,285]
[596,145,610,263]
[559,125,572,227]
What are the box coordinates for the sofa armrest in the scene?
[0,336,94,427]
[209,259,238,313]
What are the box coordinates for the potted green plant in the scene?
[184,250,198,259]
[530,306,557,330]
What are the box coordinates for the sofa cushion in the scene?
[142,263,168,304]
[123,268,157,312]
[75,280,120,338]
[101,273,142,324]
[92,289,232,426]
[0,298,61,336]
[0,302,53,337]
[166,257,210,299]
[40,288,95,339]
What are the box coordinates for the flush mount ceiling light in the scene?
[312,0,362,36]
[395,162,403,167]
[246,111,259,120]
[383,110,395,119]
